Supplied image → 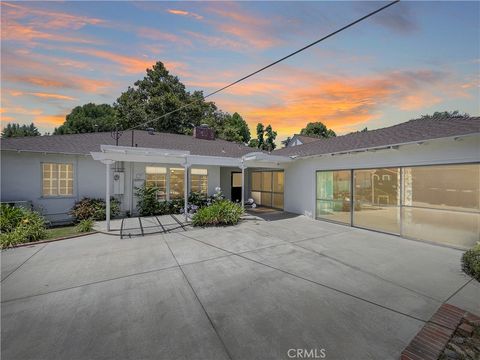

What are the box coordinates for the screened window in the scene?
[145,166,167,200]
[42,163,73,196]
[170,168,184,199]
[191,168,208,196]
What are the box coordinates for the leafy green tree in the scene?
[1,123,40,138]
[248,122,277,151]
[300,122,336,138]
[54,103,117,134]
[264,125,277,151]
[230,112,251,143]
[256,123,265,148]
[114,61,217,134]
[248,139,259,148]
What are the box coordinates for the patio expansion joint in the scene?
[1,263,180,304]
[243,225,440,303]
[444,277,474,304]
[177,231,432,325]
[164,238,234,360]
[1,248,243,305]
[1,243,48,283]
[290,240,443,303]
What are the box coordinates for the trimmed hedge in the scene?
[462,243,480,282]
[191,200,243,227]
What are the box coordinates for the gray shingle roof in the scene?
[274,116,480,157]
[0,131,256,158]
[292,134,323,145]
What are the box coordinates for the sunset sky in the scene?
[1,1,479,140]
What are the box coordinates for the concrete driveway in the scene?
[2,216,478,360]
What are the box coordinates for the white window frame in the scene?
[42,162,74,197]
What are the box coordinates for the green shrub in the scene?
[0,207,47,249]
[70,198,120,221]
[192,200,243,227]
[0,204,24,232]
[188,192,207,207]
[462,243,480,281]
[135,185,160,216]
[0,231,22,249]
[76,219,94,233]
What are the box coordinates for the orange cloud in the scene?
[209,67,455,138]
[6,75,112,93]
[34,114,66,127]
[9,89,76,100]
[137,27,192,46]
[64,47,189,76]
[167,9,203,20]
[399,93,442,110]
[207,5,280,49]
[183,31,247,51]
[2,106,43,116]
[1,116,15,122]
[1,20,99,45]
[1,2,105,30]
[30,92,77,101]
[66,48,156,74]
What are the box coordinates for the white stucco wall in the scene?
[283,135,480,218]
[0,152,224,221]
[0,151,106,222]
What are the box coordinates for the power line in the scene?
[128,0,400,131]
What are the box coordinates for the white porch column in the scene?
[240,161,246,210]
[183,162,190,221]
[102,160,115,231]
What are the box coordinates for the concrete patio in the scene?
[1,215,478,360]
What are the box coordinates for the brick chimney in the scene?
[193,124,215,140]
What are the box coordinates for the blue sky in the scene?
[1,1,479,139]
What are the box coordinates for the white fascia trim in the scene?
[242,151,292,163]
[293,133,480,161]
[100,145,190,157]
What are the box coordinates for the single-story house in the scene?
[1,116,479,249]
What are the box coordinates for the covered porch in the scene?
[90,145,291,232]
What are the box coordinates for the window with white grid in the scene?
[42,163,73,196]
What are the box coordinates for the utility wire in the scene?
[128,0,400,131]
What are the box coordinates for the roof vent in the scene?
[193,125,215,140]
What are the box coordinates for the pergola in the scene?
[91,145,291,231]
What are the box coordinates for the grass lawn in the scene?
[45,226,83,240]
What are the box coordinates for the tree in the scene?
[248,139,259,148]
[54,103,117,134]
[1,123,40,138]
[248,122,277,151]
[264,125,277,151]
[281,136,292,148]
[300,122,336,138]
[256,123,265,148]
[114,61,217,134]
[420,111,470,120]
[221,112,250,143]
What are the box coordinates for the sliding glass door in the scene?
[402,164,480,248]
[315,163,479,248]
[250,170,284,209]
[316,170,351,224]
[353,168,401,234]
